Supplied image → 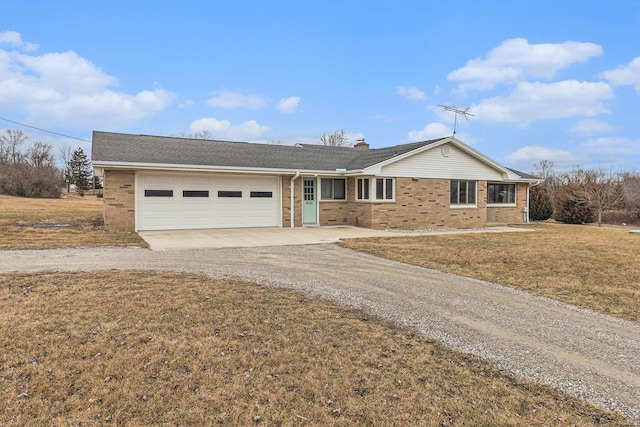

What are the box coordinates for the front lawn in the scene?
[0,271,628,426]
[0,195,146,249]
[339,223,640,323]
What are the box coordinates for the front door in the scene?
[302,177,317,224]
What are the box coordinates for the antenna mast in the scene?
[437,104,474,136]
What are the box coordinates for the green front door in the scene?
[302,177,317,224]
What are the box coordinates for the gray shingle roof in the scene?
[505,167,540,180]
[91,131,444,172]
[91,131,540,181]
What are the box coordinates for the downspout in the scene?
[526,180,542,223]
[290,171,300,228]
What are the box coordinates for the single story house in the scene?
[91,131,540,232]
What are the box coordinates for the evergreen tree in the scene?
[68,148,91,196]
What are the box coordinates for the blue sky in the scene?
[1,1,639,173]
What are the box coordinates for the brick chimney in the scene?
[354,138,369,149]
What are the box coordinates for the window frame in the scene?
[487,183,516,205]
[450,180,477,207]
[320,178,346,201]
[375,177,394,201]
[356,178,370,201]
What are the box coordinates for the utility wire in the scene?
[0,116,91,143]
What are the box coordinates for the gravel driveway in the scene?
[1,245,639,424]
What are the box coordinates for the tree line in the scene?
[529,160,640,226]
[0,129,97,198]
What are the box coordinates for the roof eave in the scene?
[92,161,359,176]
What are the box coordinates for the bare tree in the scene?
[0,129,28,164]
[59,144,73,195]
[620,171,640,220]
[532,159,562,201]
[568,168,626,227]
[176,130,213,140]
[26,141,56,168]
[320,129,351,147]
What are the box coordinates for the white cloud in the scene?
[396,86,426,100]
[472,80,614,127]
[407,122,452,141]
[506,145,579,167]
[206,91,267,109]
[599,56,640,93]
[188,117,269,141]
[276,96,300,114]
[569,119,616,136]
[0,35,175,129]
[448,38,603,90]
[0,31,38,51]
[579,136,639,157]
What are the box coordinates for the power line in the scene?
[0,116,91,143]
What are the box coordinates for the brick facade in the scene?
[103,169,135,232]
[280,175,527,230]
[106,171,528,232]
[368,178,487,229]
[486,183,529,225]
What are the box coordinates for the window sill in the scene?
[450,204,478,209]
[487,203,517,207]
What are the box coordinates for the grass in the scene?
[339,223,640,323]
[0,271,629,426]
[0,195,146,249]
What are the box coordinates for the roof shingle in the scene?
[91,131,444,172]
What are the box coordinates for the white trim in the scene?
[449,179,477,207]
[487,182,517,206]
[134,171,139,232]
[319,177,347,201]
[373,177,395,202]
[93,161,351,177]
[362,137,535,182]
[450,204,478,209]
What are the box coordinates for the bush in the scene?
[0,164,62,198]
[553,185,595,224]
[529,185,553,221]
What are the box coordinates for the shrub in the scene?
[529,185,553,221]
[553,185,595,224]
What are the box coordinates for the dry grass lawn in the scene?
[339,223,640,323]
[0,195,146,249]
[0,271,629,426]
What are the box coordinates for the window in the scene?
[356,178,370,200]
[321,178,346,200]
[183,190,209,197]
[145,189,173,197]
[487,183,516,204]
[450,180,476,205]
[250,191,273,198]
[218,190,242,198]
[375,178,394,200]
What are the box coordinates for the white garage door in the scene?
[136,173,280,230]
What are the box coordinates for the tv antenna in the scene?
[437,104,474,136]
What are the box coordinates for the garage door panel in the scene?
[137,173,279,230]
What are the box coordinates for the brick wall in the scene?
[486,183,529,224]
[281,175,525,229]
[369,178,487,230]
[103,169,135,232]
